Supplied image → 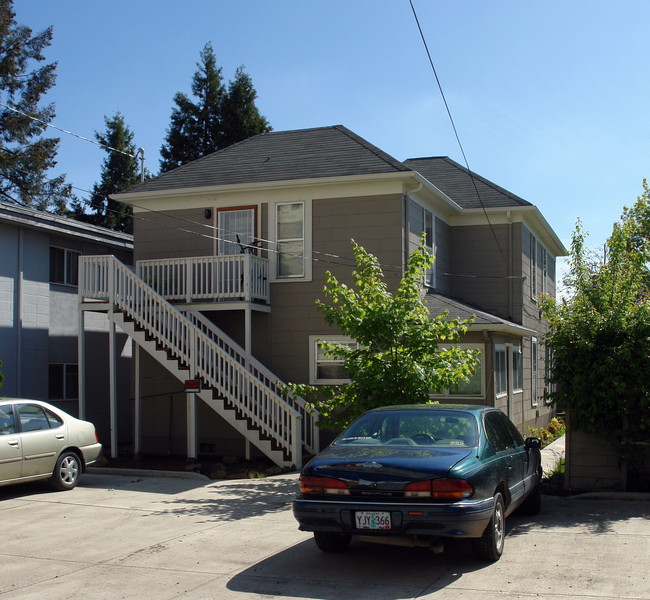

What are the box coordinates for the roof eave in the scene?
[456,205,567,257]
[467,321,536,337]
[113,171,420,204]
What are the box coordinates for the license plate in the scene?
[355,511,391,530]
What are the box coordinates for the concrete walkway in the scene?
[1,471,648,600]
[541,434,566,477]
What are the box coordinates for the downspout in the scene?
[507,210,513,320]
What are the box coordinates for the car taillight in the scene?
[299,475,350,495]
[404,478,474,500]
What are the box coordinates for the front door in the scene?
[218,207,256,255]
[218,207,257,296]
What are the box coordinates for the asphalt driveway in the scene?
[1,472,648,599]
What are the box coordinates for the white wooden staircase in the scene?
[79,255,318,468]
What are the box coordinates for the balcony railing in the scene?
[136,255,269,304]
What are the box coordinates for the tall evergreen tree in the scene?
[221,66,271,149]
[0,0,71,212]
[159,43,271,173]
[72,112,144,233]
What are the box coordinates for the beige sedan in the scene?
[0,399,102,491]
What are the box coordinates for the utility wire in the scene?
[408,1,507,263]
[0,102,137,159]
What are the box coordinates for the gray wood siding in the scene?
[267,194,404,384]
[448,223,513,321]
[134,207,213,262]
[433,218,451,294]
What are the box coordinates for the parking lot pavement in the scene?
[1,472,648,600]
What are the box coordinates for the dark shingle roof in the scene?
[403,156,531,210]
[120,125,409,195]
[424,292,534,336]
[0,201,133,249]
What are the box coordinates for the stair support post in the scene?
[187,392,197,459]
[108,308,118,458]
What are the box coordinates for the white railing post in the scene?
[185,258,192,303]
[107,255,115,305]
[244,254,251,301]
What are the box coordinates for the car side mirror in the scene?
[525,437,541,450]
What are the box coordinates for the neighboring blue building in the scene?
[0,201,133,444]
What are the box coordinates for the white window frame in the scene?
[270,200,312,282]
[50,246,81,287]
[542,247,548,295]
[531,337,539,406]
[530,234,538,300]
[495,345,507,397]
[408,199,436,288]
[309,335,358,385]
[512,344,523,392]
[433,343,485,398]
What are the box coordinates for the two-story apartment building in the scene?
[80,125,565,467]
[0,201,133,444]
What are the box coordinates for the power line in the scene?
[0,102,138,159]
[408,1,507,263]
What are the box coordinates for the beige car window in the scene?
[17,404,51,432]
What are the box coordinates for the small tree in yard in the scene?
[540,182,650,488]
[286,237,478,430]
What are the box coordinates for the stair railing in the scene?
[184,310,319,455]
[80,255,303,466]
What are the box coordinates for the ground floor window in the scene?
[309,336,358,384]
[531,338,538,406]
[495,347,507,396]
[434,344,485,398]
[48,363,78,400]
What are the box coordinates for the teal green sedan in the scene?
[293,404,542,561]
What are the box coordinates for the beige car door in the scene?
[0,404,22,483]
[16,404,67,478]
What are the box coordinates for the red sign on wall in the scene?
[184,379,201,393]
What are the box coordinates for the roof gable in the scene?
[121,125,410,195]
[404,156,532,210]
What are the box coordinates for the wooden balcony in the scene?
[136,254,270,306]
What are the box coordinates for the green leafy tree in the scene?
[287,238,478,429]
[72,112,144,233]
[540,184,650,487]
[159,43,271,173]
[0,0,71,212]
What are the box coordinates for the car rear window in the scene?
[0,405,15,435]
[335,410,478,447]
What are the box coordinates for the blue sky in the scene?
[13,1,650,262]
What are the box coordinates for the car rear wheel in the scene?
[313,531,352,553]
[472,492,505,561]
[50,451,81,491]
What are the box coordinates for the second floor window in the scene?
[276,202,304,278]
[530,235,538,299]
[408,200,435,287]
[50,247,80,286]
